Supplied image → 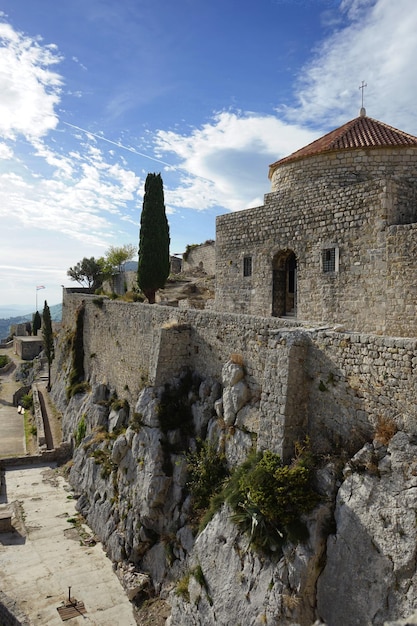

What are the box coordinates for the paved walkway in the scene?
[0,464,137,625]
[0,348,139,625]
[0,348,26,457]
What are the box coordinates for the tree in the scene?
[32,311,41,336]
[138,173,170,303]
[42,300,54,391]
[67,257,104,291]
[105,244,136,274]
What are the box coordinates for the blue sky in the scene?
[1,0,417,310]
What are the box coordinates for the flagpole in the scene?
[36,287,37,313]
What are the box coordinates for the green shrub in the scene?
[202,448,319,555]
[182,243,199,262]
[67,304,85,399]
[186,439,228,511]
[75,414,87,446]
[67,381,91,399]
[21,393,33,411]
[92,297,104,308]
[110,396,130,414]
[129,412,144,433]
[90,447,114,479]
[0,354,10,368]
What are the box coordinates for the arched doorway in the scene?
[272,250,297,317]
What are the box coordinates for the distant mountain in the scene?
[0,304,34,318]
[0,303,62,341]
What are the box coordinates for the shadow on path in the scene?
[38,390,53,450]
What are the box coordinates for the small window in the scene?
[243,256,252,277]
[322,248,336,273]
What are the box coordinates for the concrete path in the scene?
[0,464,137,625]
[0,349,26,457]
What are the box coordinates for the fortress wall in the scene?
[385,223,417,337]
[61,292,297,404]
[305,329,417,453]
[62,293,417,457]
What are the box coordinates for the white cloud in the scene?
[155,111,318,212]
[0,142,13,159]
[0,21,63,140]
[288,0,417,131]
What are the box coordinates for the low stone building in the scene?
[13,336,43,360]
[215,109,417,337]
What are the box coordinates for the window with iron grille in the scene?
[322,248,336,272]
[243,256,252,277]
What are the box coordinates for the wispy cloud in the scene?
[287,0,417,130]
[0,21,62,140]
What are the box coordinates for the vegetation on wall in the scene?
[67,303,86,399]
[183,239,215,262]
[75,413,87,447]
[201,445,319,555]
[67,256,104,291]
[186,439,228,512]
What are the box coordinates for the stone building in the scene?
[13,336,43,360]
[215,110,417,337]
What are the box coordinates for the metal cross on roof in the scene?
[359,80,367,108]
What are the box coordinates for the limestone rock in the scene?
[317,432,417,626]
[134,387,161,428]
[221,361,244,387]
[111,434,129,464]
[235,404,260,434]
[222,381,250,426]
[115,562,150,601]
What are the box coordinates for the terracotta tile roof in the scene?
[269,114,417,176]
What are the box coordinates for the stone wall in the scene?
[182,241,215,275]
[216,147,417,337]
[60,293,417,459]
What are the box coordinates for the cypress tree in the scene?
[42,300,54,391]
[138,173,170,303]
[32,310,41,336]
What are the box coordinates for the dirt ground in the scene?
[156,271,215,308]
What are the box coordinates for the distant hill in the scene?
[0,303,62,341]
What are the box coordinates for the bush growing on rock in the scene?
[186,439,228,511]
[202,447,319,554]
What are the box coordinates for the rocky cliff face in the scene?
[51,336,417,626]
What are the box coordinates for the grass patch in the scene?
[175,573,190,602]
